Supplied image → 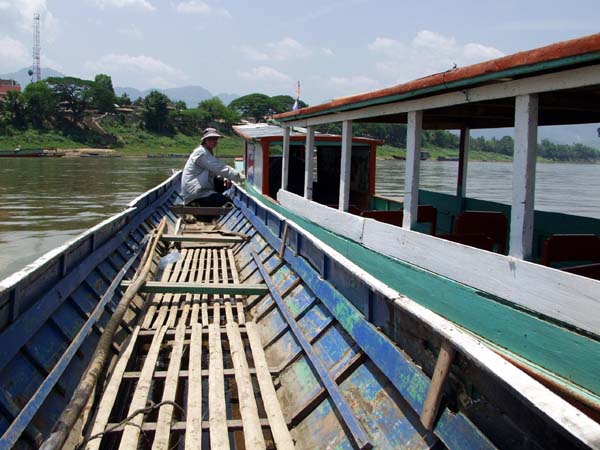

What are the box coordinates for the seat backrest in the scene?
[455,211,508,253]
[541,234,600,266]
[416,205,437,236]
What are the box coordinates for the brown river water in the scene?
[1,157,599,280]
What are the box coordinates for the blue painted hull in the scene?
[0,174,596,449]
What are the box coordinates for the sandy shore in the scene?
[61,148,119,157]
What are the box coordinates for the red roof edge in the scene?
[275,32,600,120]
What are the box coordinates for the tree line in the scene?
[1,74,598,161]
[318,123,600,162]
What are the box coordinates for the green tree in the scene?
[270,95,308,113]
[117,92,132,106]
[46,76,93,123]
[1,90,25,127]
[174,100,187,110]
[22,81,58,127]
[229,93,272,121]
[91,74,116,113]
[197,97,239,127]
[143,90,173,133]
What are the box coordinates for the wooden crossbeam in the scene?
[170,206,232,216]
[122,281,268,295]
[162,234,244,243]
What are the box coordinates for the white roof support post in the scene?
[403,111,422,229]
[457,127,470,210]
[281,126,291,191]
[510,94,538,260]
[339,120,353,211]
[304,126,315,200]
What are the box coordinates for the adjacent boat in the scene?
[0,33,600,449]
[0,148,64,157]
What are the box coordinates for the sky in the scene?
[1,0,599,105]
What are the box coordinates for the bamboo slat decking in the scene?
[84,224,294,449]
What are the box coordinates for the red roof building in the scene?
[0,80,21,98]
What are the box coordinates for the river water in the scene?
[1,157,599,280]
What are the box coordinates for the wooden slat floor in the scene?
[83,225,293,450]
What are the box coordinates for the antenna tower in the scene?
[32,13,41,82]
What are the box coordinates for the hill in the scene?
[1,68,239,108]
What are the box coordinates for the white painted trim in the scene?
[457,127,470,199]
[277,189,365,242]
[510,95,538,260]
[403,111,422,229]
[281,126,291,190]
[338,120,352,211]
[276,191,600,335]
[304,126,315,200]
[241,186,600,446]
[281,65,600,127]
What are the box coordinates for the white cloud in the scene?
[118,25,143,40]
[0,0,60,42]
[238,66,291,83]
[88,0,155,12]
[368,30,505,82]
[328,75,380,93]
[85,54,188,85]
[241,37,310,62]
[0,35,29,72]
[175,1,230,17]
[321,47,334,56]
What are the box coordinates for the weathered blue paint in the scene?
[0,239,145,449]
[235,193,496,450]
[252,250,373,450]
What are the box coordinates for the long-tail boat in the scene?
[1,33,600,449]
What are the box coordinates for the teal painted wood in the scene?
[246,186,600,399]
[238,195,498,450]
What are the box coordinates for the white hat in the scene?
[201,127,223,143]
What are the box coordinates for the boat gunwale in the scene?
[0,171,181,292]
[234,184,600,446]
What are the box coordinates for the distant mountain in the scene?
[114,85,238,108]
[0,67,66,87]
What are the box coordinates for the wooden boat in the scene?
[0,148,64,158]
[0,172,598,449]
[2,33,600,449]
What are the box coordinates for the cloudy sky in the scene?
[1,0,599,104]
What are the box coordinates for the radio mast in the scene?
[32,13,41,82]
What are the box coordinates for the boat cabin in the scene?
[233,123,382,209]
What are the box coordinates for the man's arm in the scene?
[195,151,242,182]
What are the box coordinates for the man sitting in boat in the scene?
[181,127,243,207]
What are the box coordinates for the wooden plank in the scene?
[153,323,186,449]
[119,325,168,450]
[420,341,456,431]
[246,322,295,449]
[86,327,141,450]
[143,255,176,329]
[202,249,211,325]
[338,120,352,212]
[167,250,194,328]
[162,234,243,243]
[213,249,221,326]
[226,322,266,449]
[125,281,268,295]
[191,249,206,325]
[403,110,422,229]
[220,249,235,324]
[170,206,232,216]
[278,222,289,257]
[277,189,600,335]
[304,126,315,200]
[152,249,187,329]
[510,94,538,260]
[281,126,290,191]
[208,323,229,449]
[185,323,203,450]
[227,250,245,324]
